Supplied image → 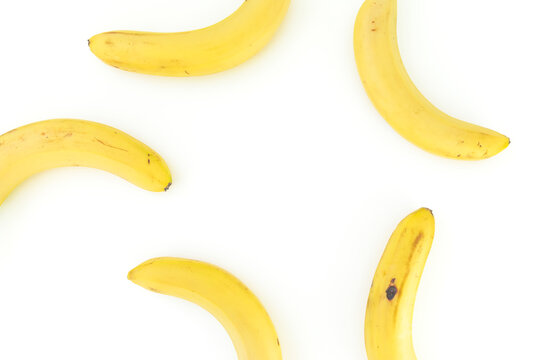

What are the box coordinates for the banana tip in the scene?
[127,269,136,281]
[164,182,172,191]
[418,207,434,217]
[128,258,160,281]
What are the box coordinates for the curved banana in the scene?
[89,0,290,77]
[354,0,509,160]
[128,257,281,360]
[0,119,172,206]
[365,208,435,360]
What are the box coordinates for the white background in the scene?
[0,0,538,359]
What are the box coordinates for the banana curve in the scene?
[89,0,291,76]
[354,0,509,160]
[0,119,172,206]
[365,208,435,360]
[128,257,282,360]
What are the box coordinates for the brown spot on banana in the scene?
[94,138,128,152]
[386,278,397,301]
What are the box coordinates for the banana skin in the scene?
[354,0,509,160]
[89,0,290,76]
[0,119,172,206]
[129,257,282,360]
[365,208,435,360]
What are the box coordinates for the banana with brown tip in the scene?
[0,119,171,206]
[365,208,435,360]
[354,0,509,159]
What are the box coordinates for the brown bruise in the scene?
[386,278,397,301]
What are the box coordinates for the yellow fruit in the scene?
[0,119,171,206]
[129,257,281,360]
[354,0,509,160]
[89,0,290,77]
[365,208,435,360]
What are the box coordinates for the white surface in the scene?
[0,0,538,359]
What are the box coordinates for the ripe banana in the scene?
[0,119,172,206]
[365,208,435,360]
[128,257,282,360]
[354,0,509,160]
[89,0,290,77]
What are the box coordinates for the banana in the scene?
[0,119,171,206]
[89,0,290,77]
[354,0,509,160]
[365,208,435,360]
[128,257,282,360]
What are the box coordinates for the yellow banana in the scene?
[128,257,281,360]
[354,0,509,160]
[365,208,435,360]
[0,119,171,206]
[89,0,290,77]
